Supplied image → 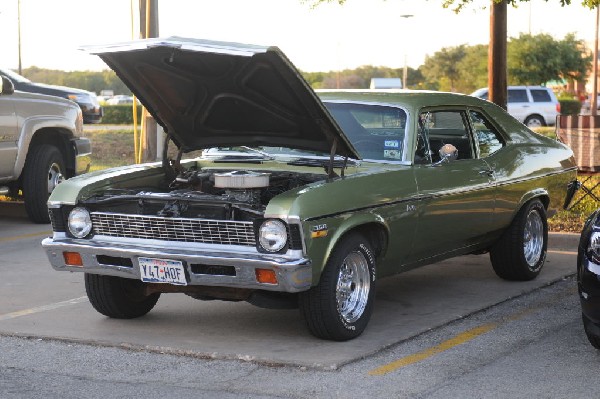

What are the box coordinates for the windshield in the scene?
[324,102,407,161]
[1,69,30,83]
[203,102,408,163]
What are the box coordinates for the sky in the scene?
[0,0,597,73]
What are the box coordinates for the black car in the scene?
[578,209,600,348]
[0,68,102,124]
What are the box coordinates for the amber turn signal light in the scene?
[255,268,277,284]
[63,252,83,267]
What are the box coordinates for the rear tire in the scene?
[22,144,65,224]
[299,233,376,341]
[490,199,547,281]
[524,115,546,128]
[84,273,160,319]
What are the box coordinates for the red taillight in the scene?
[556,103,561,113]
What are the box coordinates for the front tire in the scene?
[85,273,160,319]
[490,199,548,281]
[582,313,600,349]
[299,233,376,341]
[22,144,65,224]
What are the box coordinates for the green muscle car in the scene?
[42,37,578,341]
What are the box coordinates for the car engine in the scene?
[81,168,324,222]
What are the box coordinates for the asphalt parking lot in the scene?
[0,201,581,371]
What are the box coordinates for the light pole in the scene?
[400,14,413,89]
[592,5,599,116]
[17,0,22,74]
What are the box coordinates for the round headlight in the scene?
[258,219,288,253]
[68,207,92,238]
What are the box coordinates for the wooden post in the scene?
[139,0,159,162]
[488,0,507,110]
[592,6,599,116]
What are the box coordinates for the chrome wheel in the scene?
[47,162,64,194]
[523,208,544,267]
[336,251,371,324]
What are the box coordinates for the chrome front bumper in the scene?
[42,236,312,293]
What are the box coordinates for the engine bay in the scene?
[82,168,324,222]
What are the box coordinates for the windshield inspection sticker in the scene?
[384,140,402,159]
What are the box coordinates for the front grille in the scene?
[91,212,256,246]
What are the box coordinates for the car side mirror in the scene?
[1,76,14,95]
[434,143,458,166]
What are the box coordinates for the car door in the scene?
[410,109,496,263]
[0,91,18,179]
[506,88,530,124]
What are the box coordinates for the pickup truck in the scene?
[0,76,91,223]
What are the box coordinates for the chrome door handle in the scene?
[479,169,494,177]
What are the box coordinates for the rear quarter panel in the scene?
[485,107,577,229]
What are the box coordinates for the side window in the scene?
[469,110,504,158]
[508,89,529,103]
[415,110,474,163]
[530,89,552,102]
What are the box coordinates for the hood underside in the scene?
[84,37,358,158]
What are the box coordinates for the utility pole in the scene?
[400,14,414,89]
[488,0,507,110]
[592,5,599,116]
[139,0,159,162]
[17,0,22,74]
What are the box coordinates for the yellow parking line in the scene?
[369,322,498,376]
[0,231,51,243]
[547,249,577,256]
[0,296,88,321]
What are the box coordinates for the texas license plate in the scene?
[138,257,187,285]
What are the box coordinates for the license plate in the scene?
[138,257,187,286]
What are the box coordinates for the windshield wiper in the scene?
[287,158,357,168]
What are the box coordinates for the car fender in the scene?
[13,115,80,178]
[315,211,389,276]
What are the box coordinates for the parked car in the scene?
[0,76,91,223]
[42,37,578,341]
[471,86,560,128]
[0,68,103,124]
[581,94,600,113]
[105,95,136,105]
[577,209,600,349]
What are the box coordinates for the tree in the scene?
[442,0,600,12]
[458,44,489,92]
[301,65,425,89]
[558,33,594,83]
[508,33,561,85]
[305,0,600,109]
[507,33,593,86]
[20,67,132,95]
[421,45,467,92]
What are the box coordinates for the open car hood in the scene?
[84,37,358,158]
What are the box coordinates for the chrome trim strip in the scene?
[304,168,575,221]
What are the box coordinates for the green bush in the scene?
[102,105,143,124]
[558,99,582,115]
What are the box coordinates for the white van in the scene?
[471,86,560,128]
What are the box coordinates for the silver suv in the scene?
[471,86,560,128]
[0,76,91,223]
